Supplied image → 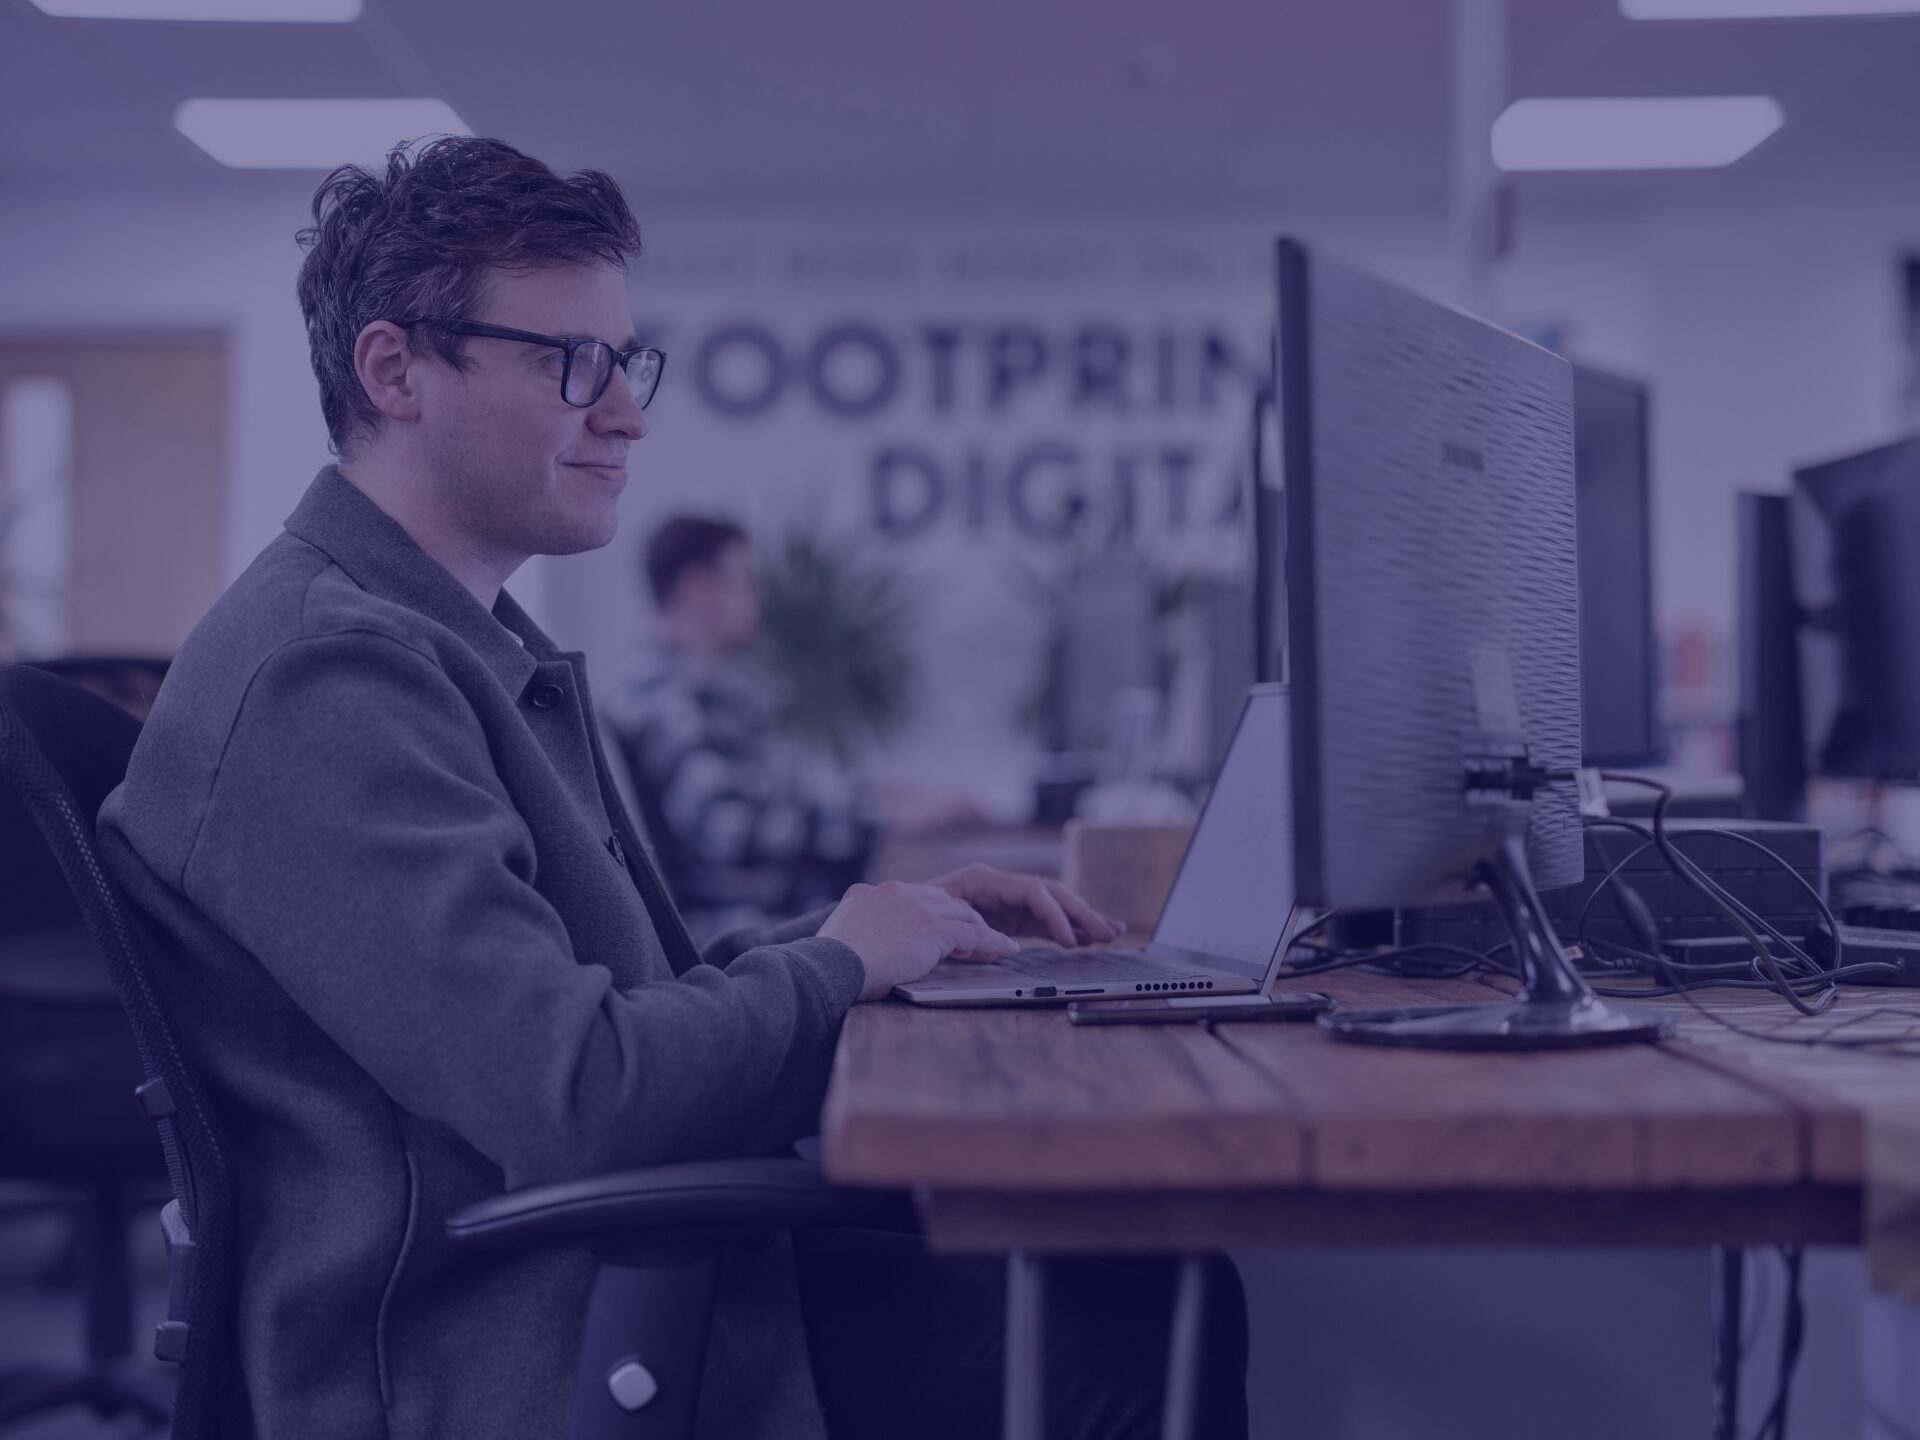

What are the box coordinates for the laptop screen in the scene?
[1149,686,1296,979]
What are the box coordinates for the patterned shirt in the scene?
[607,642,873,940]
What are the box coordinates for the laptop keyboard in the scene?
[995,949,1176,981]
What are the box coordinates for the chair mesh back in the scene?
[0,663,240,1438]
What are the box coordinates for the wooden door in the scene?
[0,336,226,659]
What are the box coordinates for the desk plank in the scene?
[821,1003,1303,1190]
[1220,974,1808,1189]
[1664,1041,1864,1185]
[1621,984,1920,1183]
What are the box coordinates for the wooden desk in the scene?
[820,969,1917,1438]
[823,968,1893,1243]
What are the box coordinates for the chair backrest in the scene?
[26,654,171,724]
[0,663,240,1439]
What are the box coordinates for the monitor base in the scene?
[1317,997,1672,1050]
[1321,829,1675,1051]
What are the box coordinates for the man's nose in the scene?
[591,379,649,440]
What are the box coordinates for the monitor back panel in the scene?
[1279,239,1584,908]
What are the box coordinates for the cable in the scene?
[1572,779,1920,1052]
[1279,911,1501,977]
[1715,1248,1808,1440]
[1406,771,1920,1050]
[1580,934,1899,995]
[1276,942,1510,982]
[1586,943,1920,1055]
[1584,936,1920,1053]
[1286,771,1920,1050]
[1575,820,1849,984]
[1287,908,1338,949]
[1742,1248,1772,1363]
[1749,1246,1805,1440]
[1591,775,1835,1016]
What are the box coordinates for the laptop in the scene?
[896,684,1299,1006]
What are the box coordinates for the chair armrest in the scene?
[444,1156,912,1262]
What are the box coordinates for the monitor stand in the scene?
[1318,833,1674,1050]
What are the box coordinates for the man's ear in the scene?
[354,320,425,424]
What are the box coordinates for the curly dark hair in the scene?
[295,135,642,457]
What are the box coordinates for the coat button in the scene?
[529,683,564,710]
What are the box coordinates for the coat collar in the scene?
[284,465,556,696]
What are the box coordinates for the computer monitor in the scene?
[1736,491,1807,822]
[1572,366,1661,767]
[1273,237,1666,1048]
[1788,438,1920,785]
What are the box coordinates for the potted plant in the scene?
[754,527,920,766]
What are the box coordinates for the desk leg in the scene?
[1006,1251,1047,1440]
[1713,1245,1744,1440]
[1160,1255,1209,1440]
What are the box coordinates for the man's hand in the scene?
[927,863,1124,951]
[819,880,1022,1002]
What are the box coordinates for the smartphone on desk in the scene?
[1067,992,1333,1026]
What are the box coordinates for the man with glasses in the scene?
[97,136,1246,1440]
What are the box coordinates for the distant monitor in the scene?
[1195,577,1255,779]
[1252,383,1287,689]
[1572,366,1660,767]
[1789,438,1920,784]
[1274,237,1665,1049]
[1736,491,1807,821]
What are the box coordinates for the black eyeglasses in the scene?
[405,317,665,409]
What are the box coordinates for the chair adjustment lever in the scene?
[154,1320,190,1364]
[136,1076,175,1119]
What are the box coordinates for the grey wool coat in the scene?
[97,465,866,1440]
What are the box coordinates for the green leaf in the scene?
[754,527,921,765]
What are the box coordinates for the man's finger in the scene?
[1017,879,1079,948]
[943,918,1019,960]
[905,883,989,926]
[1046,880,1122,944]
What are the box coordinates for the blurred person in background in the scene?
[612,514,980,940]
[611,515,874,939]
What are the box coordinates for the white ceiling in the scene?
[2,0,1918,216]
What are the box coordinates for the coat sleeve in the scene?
[178,628,865,1187]
[699,906,836,970]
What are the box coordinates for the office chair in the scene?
[1,664,910,1440]
[0,665,198,1435]
[0,923,174,1434]
[25,655,170,724]
[448,1159,912,1440]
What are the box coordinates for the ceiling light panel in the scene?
[1491,96,1784,171]
[29,0,360,19]
[1623,0,1920,17]
[175,98,469,169]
